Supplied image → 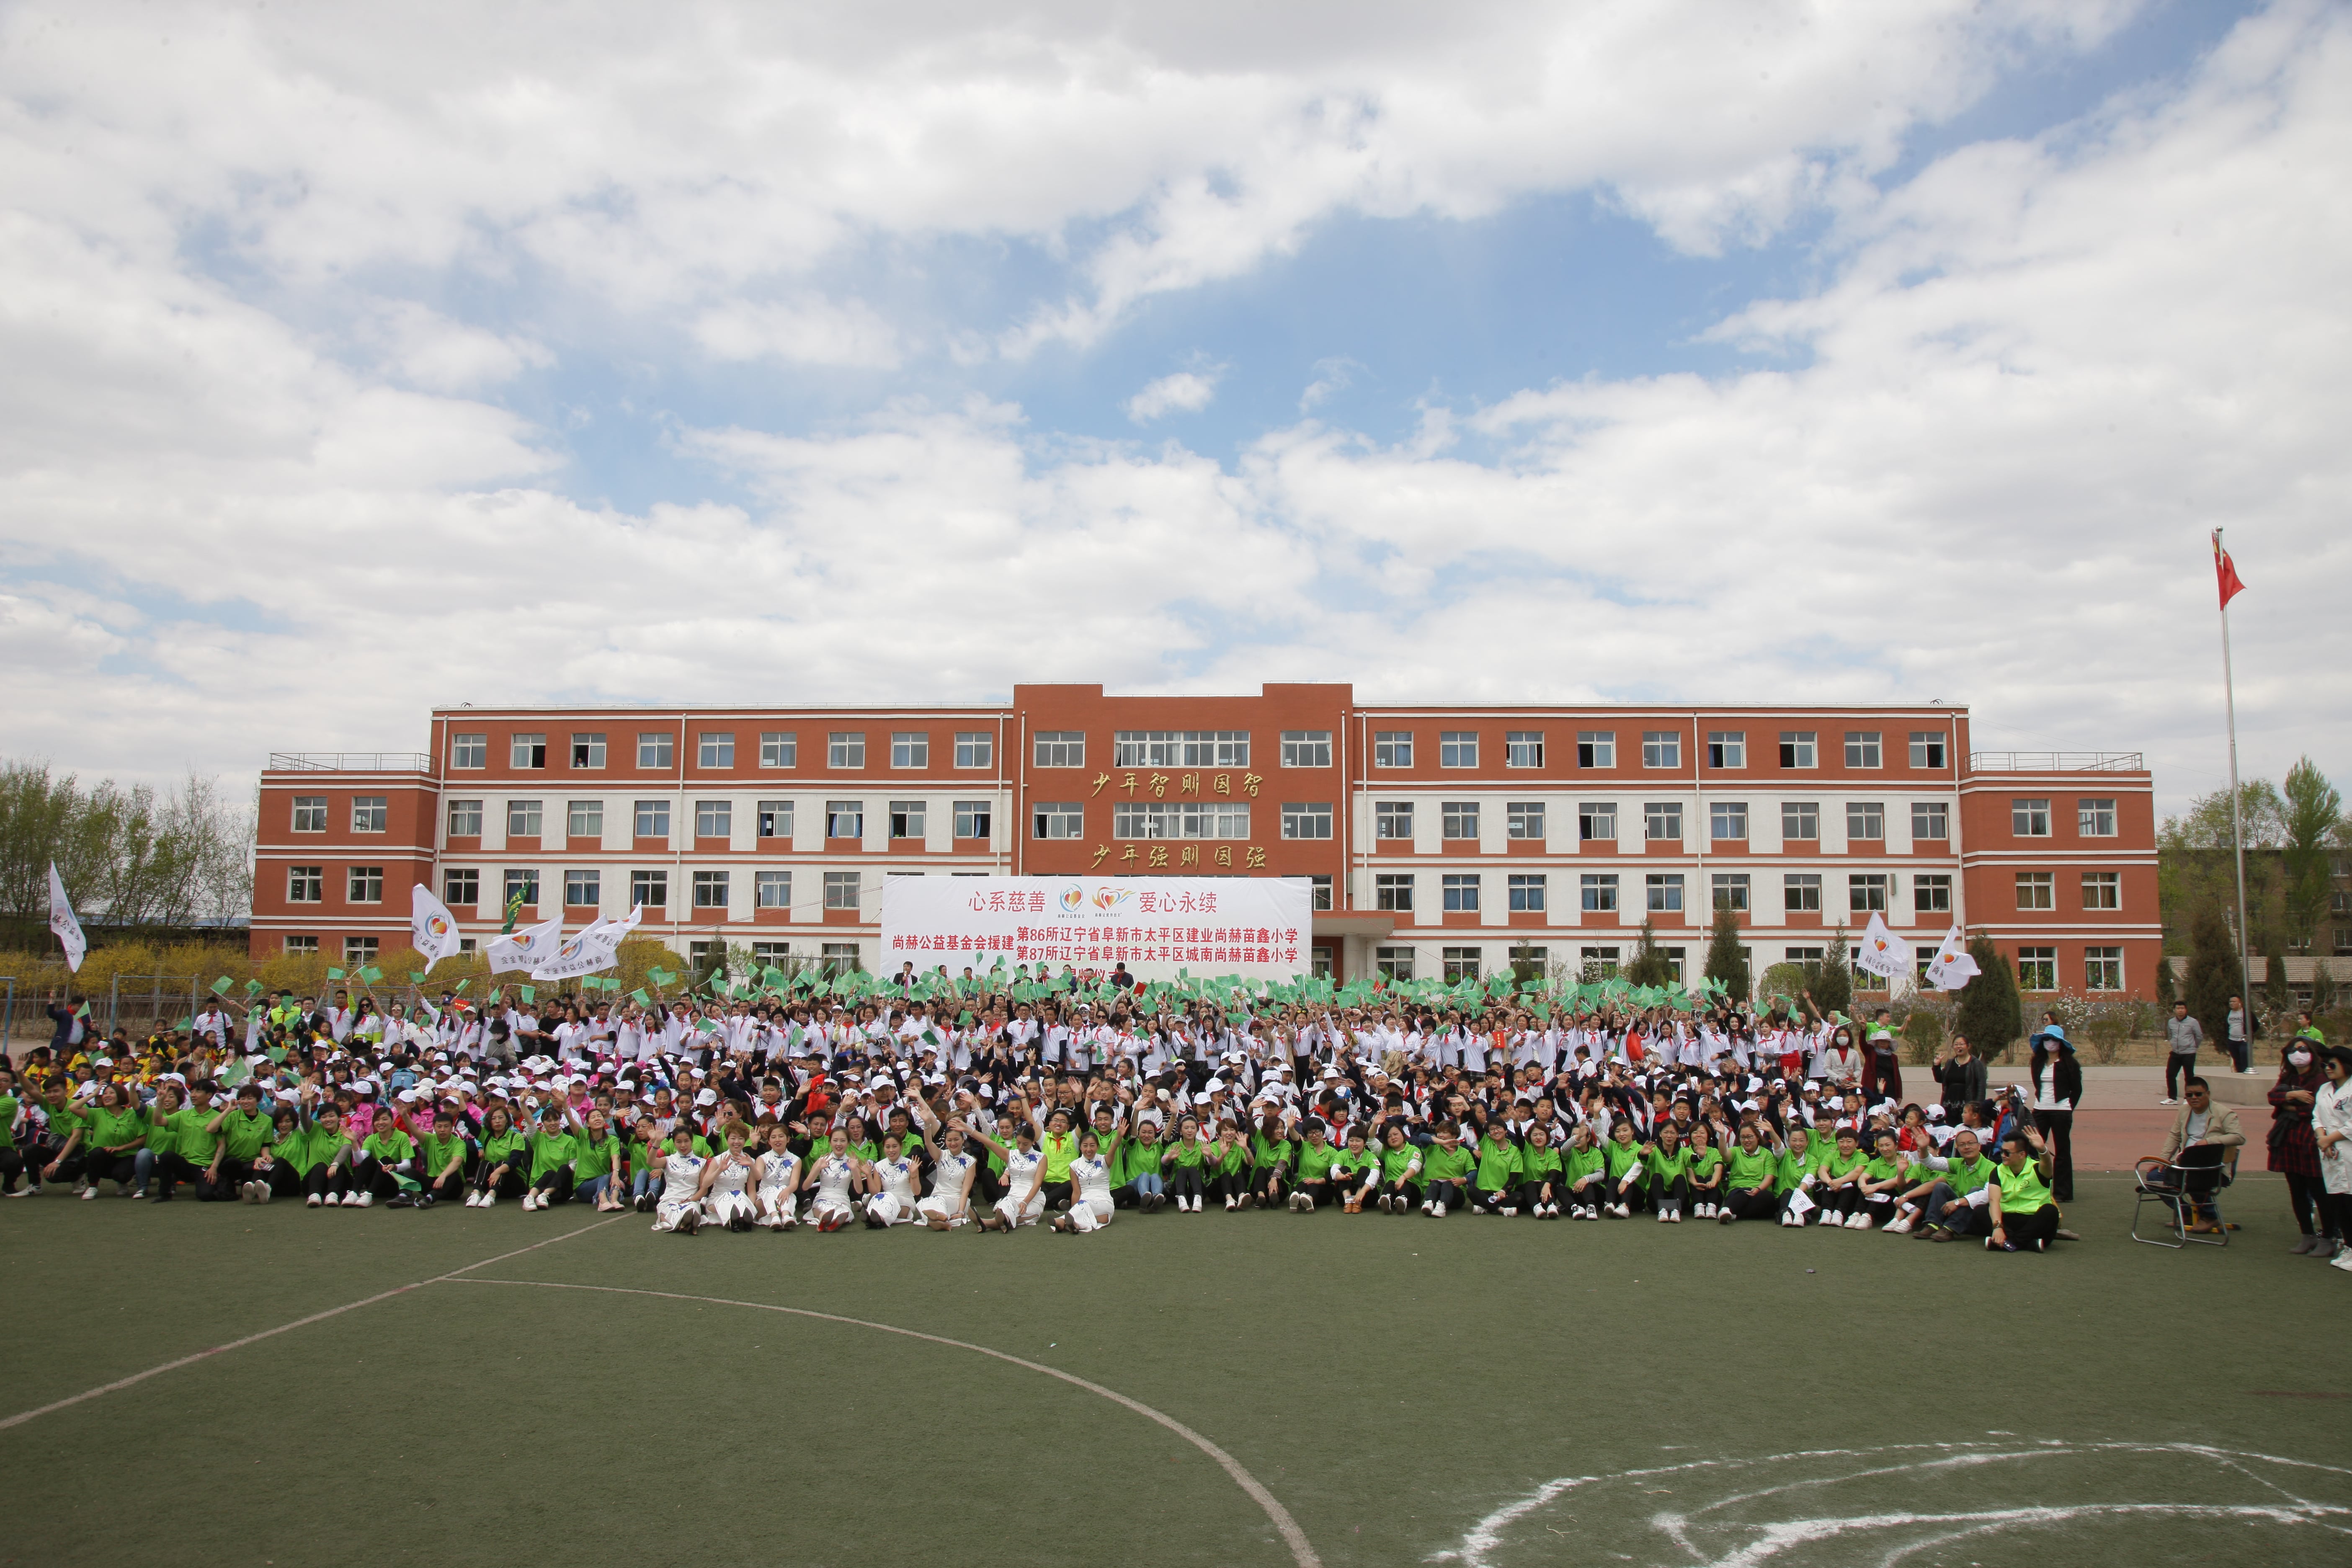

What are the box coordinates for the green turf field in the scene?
[4,1173,2347,1568]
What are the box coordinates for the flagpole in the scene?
[2216,527,2254,1016]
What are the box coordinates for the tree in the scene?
[2154,950,2177,1009]
[2312,962,2338,1016]
[2158,777,2287,953]
[1703,903,1749,1003]
[1952,935,2022,1057]
[1623,917,1674,988]
[2182,903,2240,1051]
[2281,756,2344,948]
[2262,930,2291,1025]
[1803,925,1852,1020]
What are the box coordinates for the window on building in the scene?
[691,870,728,908]
[823,871,861,910]
[446,798,482,837]
[1116,732,1250,767]
[819,942,860,973]
[1849,873,1889,913]
[633,799,671,839]
[2082,871,2121,910]
[1641,731,1681,769]
[2016,946,2057,990]
[1305,874,1333,911]
[1442,874,1480,913]
[1710,801,1748,841]
[1281,730,1333,767]
[2016,872,2055,910]
[1783,801,1820,840]
[350,796,387,833]
[2079,797,2117,836]
[1504,731,1544,768]
[565,868,599,907]
[1581,873,1619,912]
[2012,798,2051,836]
[565,799,602,838]
[632,869,667,907]
[1845,731,1882,768]
[287,865,324,903]
[1033,731,1084,768]
[1581,946,1622,974]
[1713,872,1750,912]
[1785,873,1821,913]
[889,800,926,839]
[1644,802,1682,841]
[1032,802,1083,839]
[1578,802,1617,841]
[1280,802,1333,839]
[826,800,865,839]
[695,732,733,769]
[1785,946,1825,965]
[759,732,798,769]
[1707,731,1746,769]
[757,800,792,840]
[345,866,384,903]
[1780,731,1817,769]
[1373,731,1413,768]
[506,799,542,838]
[1442,801,1479,840]
[1439,731,1478,768]
[954,732,993,769]
[1109,802,1251,839]
[443,867,478,905]
[450,733,486,769]
[291,796,327,833]
[829,732,867,769]
[1506,801,1545,839]
[282,934,318,955]
[1914,873,1952,913]
[571,733,606,769]
[953,800,991,840]
[1442,947,1481,982]
[1375,945,1415,979]
[2335,927,2352,957]
[695,800,731,838]
[511,733,546,769]
[637,732,673,769]
[1375,801,1413,839]
[756,870,791,909]
[2084,946,2123,991]
[343,936,379,966]
[1646,873,1684,913]
[890,732,928,769]
[1375,873,1415,912]
[1910,732,1947,769]
[1508,873,1546,912]
[1576,731,1616,768]
[500,867,535,908]
[1847,801,1885,840]
[1912,800,1950,840]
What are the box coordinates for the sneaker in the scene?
[417,1193,435,1209]
[480,1192,496,1207]
[464,1191,481,1207]
[1782,1212,1801,1227]
[1849,1214,1873,1231]
[324,1191,342,1207]
[80,1186,96,1200]
[386,1193,415,1209]
[1297,1195,1314,1213]
[1657,1208,1671,1223]
[1987,1236,2017,1252]
[2158,1097,2177,1106]
[0,1188,34,1198]
[1374,1194,1391,1214]
[353,1192,374,1208]
[131,1188,146,1199]
[306,1194,323,1207]
[1885,1217,1912,1235]
[1719,1210,1737,1224]
[2329,1251,2352,1273]
[257,1184,273,1204]
[1500,1207,1517,1218]
[1431,1201,1446,1218]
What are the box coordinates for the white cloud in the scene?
[1125,368,1221,423]
[361,302,553,392]
[690,296,904,368]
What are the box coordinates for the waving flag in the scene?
[48,862,86,972]
[1923,926,1981,991]
[1855,911,1913,980]
[411,883,464,971]
[487,914,562,975]
[2212,529,2246,610]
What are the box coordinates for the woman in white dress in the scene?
[1050,1130,1117,1234]
[918,1125,978,1230]
[2311,1045,2352,1273]
[650,1126,707,1235]
[800,1127,861,1233]
[861,1132,922,1228]
[752,1124,802,1230]
[700,1124,759,1231]
[966,1120,1045,1232]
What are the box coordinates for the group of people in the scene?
[5,976,2346,1264]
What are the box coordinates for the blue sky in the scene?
[0,0,2343,814]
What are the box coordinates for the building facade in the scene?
[250,684,2161,998]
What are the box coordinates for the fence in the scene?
[108,974,205,1037]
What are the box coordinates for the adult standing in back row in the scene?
[1932,1034,1988,1118]
[2162,1002,2203,1106]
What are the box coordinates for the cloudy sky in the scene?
[2,0,2344,812]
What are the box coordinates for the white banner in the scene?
[880,875,1313,981]
[1856,911,1914,980]
[48,861,86,972]
[1923,926,1981,991]
[487,914,563,975]
[530,904,645,982]
[411,884,463,970]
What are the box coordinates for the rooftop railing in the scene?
[266,753,431,772]
[1969,751,2144,773]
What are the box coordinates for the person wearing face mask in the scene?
[2268,1029,2336,1256]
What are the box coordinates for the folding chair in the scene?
[2132,1142,2230,1248]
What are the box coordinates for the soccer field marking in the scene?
[0,1215,623,1434]
[1433,1441,2352,1568]
[446,1276,1321,1568]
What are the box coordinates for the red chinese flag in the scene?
[2212,531,2246,610]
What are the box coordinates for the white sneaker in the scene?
[1500,1207,1517,1217]
[257,1184,273,1204]
[1849,1213,1873,1230]
[1782,1211,1800,1227]
[481,1192,497,1207]
[1657,1208,1671,1223]
[463,1191,480,1207]
[324,1191,342,1207]
[355,1192,374,1208]
[306,1194,322,1207]
[1297,1195,1315,1213]
[1431,1201,1446,1218]
[1885,1216,1912,1234]
[2331,1251,2352,1273]
[2158,1097,2177,1106]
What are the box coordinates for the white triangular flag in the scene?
[48,862,86,972]
[1923,926,1981,991]
[411,883,464,971]
[487,914,562,975]
[1855,911,1913,980]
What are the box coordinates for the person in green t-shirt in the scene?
[208,1083,278,1204]
[153,1081,230,1203]
[417,1108,475,1208]
[1719,1124,1781,1225]
[1290,1120,1341,1212]
[1815,1128,1869,1227]
[1772,1126,1823,1228]
[1893,1127,1997,1240]
[1329,1127,1381,1212]
[471,1106,529,1207]
[1519,1121,1564,1219]
[77,1082,148,1199]
[1601,1119,1648,1219]
[1163,1114,1208,1213]
[522,1108,580,1211]
[1376,1122,1424,1214]
[356,1112,417,1207]
[1419,1123,1474,1217]
[1205,1123,1251,1211]
[34,1080,90,1195]
[1113,1118,1167,1211]
[1854,1130,1913,1230]
[1987,1125,2060,1252]
[1644,1124,1694,1223]
[254,1106,304,1202]
[1685,1123,1725,1218]
[1247,1108,1295,1211]
[1470,1121,1524,1215]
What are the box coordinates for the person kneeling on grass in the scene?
[1987,1125,2061,1253]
